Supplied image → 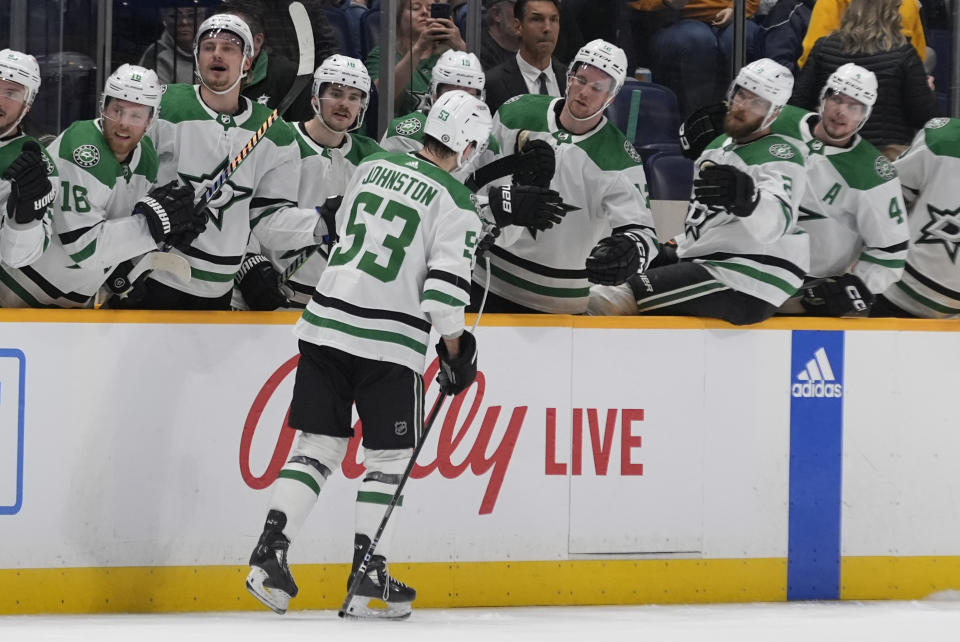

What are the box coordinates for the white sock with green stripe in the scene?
[355,447,413,559]
[269,433,348,542]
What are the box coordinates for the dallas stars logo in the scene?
[917,204,960,263]
[179,158,253,231]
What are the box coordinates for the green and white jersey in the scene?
[770,106,907,295]
[0,120,157,308]
[476,94,658,314]
[380,110,501,183]
[887,117,960,318]
[294,151,481,374]
[151,84,317,298]
[677,133,809,306]
[0,133,56,280]
[267,122,383,306]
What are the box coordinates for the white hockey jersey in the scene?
[0,120,157,308]
[264,121,383,307]
[150,84,319,298]
[677,133,809,306]
[770,106,907,295]
[886,117,960,318]
[294,150,481,374]
[476,94,658,314]
[0,133,56,286]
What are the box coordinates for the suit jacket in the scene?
[485,56,568,116]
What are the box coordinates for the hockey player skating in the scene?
[247,54,383,309]
[0,49,57,274]
[0,64,204,307]
[245,90,491,619]
[145,14,327,309]
[871,116,960,318]
[769,63,908,317]
[588,59,809,325]
[473,39,660,314]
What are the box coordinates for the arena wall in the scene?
[1,310,958,614]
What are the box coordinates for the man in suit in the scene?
[484,0,567,114]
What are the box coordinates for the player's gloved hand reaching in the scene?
[801,273,875,317]
[134,181,208,246]
[487,184,566,231]
[585,233,645,285]
[435,329,478,396]
[236,253,287,311]
[679,102,726,160]
[3,140,54,224]
[313,195,343,247]
[513,139,555,188]
[694,163,759,218]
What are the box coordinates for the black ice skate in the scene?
[245,510,298,615]
[343,534,417,620]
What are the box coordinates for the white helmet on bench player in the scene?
[0,49,41,137]
[726,58,793,131]
[566,39,628,121]
[312,54,371,133]
[193,13,255,95]
[424,89,492,171]
[430,50,486,102]
[101,64,162,115]
[819,62,877,134]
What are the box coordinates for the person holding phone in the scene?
[365,0,467,115]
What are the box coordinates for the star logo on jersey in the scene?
[73,144,100,168]
[257,94,271,106]
[396,116,422,136]
[917,204,960,263]
[178,159,253,231]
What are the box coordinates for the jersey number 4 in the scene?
[328,191,421,283]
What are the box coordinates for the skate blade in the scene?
[343,596,412,620]
[245,567,291,615]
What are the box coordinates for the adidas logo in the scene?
[404,160,418,168]
[791,347,842,398]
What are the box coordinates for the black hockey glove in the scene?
[236,254,287,311]
[315,195,342,247]
[679,102,726,160]
[487,184,566,231]
[513,139,555,188]
[585,233,645,285]
[134,181,206,245]
[436,330,478,396]
[801,274,875,317]
[694,163,759,218]
[3,140,54,224]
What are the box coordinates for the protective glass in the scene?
[102,101,152,128]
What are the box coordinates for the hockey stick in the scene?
[338,391,448,619]
[276,1,314,117]
[98,251,192,306]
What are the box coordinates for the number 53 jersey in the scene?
[294,151,481,374]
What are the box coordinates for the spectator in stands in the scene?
[139,6,208,85]
[481,0,520,70]
[484,0,566,115]
[259,0,340,69]
[790,0,936,159]
[755,0,814,76]
[646,1,762,118]
[797,0,926,69]
[366,0,467,115]
[216,1,314,121]
[619,0,687,82]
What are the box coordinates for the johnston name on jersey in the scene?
[294,151,481,374]
[678,133,809,307]
[477,94,658,314]
[151,84,319,298]
[0,119,157,307]
[887,117,960,318]
[770,105,907,295]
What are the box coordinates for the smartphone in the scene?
[430,3,452,20]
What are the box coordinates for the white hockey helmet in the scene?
[312,54,371,132]
[424,89,492,171]
[819,62,877,133]
[568,39,628,97]
[0,49,41,107]
[726,58,793,130]
[193,13,255,60]
[430,50,486,102]
[101,64,162,113]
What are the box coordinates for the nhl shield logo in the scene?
[394,420,408,436]
[73,144,101,168]
[396,117,422,136]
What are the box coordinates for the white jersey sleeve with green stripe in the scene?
[149,84,314,298]
[885,117,960,317]
[294,151,481,374]
[0,134,57,271]
[476,94,658,314]
[677,133,809,306]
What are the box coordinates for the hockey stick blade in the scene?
[277,1,314,117]
[128,252,191,284]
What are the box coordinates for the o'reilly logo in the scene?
[792,347,842,398]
